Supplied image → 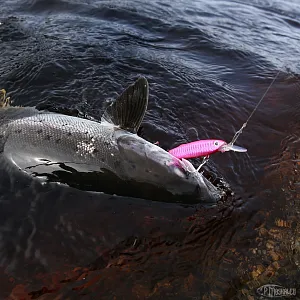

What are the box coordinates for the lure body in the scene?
[168,139,227,159]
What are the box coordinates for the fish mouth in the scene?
[177,157,232,202]
[199,164,232,201]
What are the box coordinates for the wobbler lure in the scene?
[168,139,247,159]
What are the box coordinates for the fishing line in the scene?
[195,69,281,172]
[229,69,281,146]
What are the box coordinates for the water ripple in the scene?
[0,0,300,298]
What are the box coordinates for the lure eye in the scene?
[214,141,219,146]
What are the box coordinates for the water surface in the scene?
[0,0,299,299]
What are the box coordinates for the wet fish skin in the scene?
[0,78,222,204]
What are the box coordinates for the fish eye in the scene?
[214,141,219,146]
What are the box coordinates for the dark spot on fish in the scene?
[100,158,105,163]
[85,131,88,134]
[37,129,43,134]
[45,135,51,140]
[55,138,61,144]
[114,160,121,169]
[131,164,136,170]
[145,169,150,173]
[67,132,72,136]
[93,148,99,153]
[14,129,22,134]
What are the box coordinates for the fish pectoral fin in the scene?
[101,77,149,133]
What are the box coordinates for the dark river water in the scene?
[0,0,300,299]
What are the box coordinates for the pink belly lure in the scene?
[168,139,227,159]
[168,139,247,172]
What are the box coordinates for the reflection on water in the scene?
[0,0,299,298]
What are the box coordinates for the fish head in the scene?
[116,133,222,203]
[101,76,222,203]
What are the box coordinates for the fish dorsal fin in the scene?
[101,77,149,133]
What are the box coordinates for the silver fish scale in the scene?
[4,112,122,174]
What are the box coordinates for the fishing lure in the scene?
[168,139,247,160]
[169,70,281,163]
